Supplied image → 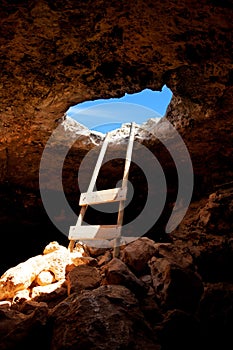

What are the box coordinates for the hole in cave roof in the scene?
[66,85,172,134]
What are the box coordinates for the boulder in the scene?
[149,256,203,313]
[122,237,157,273]
[18,300,48,315]
[153,243,194,270]
[104,258,147,296]
[197,190,233,234]
[0,255,46,300]
[42,245,70,281]
[67,265,101,295]
[86,244,110,257]
[70,255,98,267]
[50,285,160,350]
[0,242,71,300]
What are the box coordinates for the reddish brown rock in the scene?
[70,255,98,267]
[139,295,162,325]
[18,300,49,315]
[97,250,112,266]
[65,256,98,275]
[67,265,101,295]
[197,189,233,234]
[87,245,110,257]
[153,243,194,270]
[149,256,203,313]
[122,237,157,273]
[104,258,147,296]
[50,285,160,350]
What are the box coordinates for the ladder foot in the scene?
[68,240,75,252]
[113,237,121,258]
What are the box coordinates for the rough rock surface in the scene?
[149,256,203,313]
[50,285,160,350]
[104,258,147,296]
[121,237,157,273]
[67,264,101,295]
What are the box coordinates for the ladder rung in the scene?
[69,225,121,240]
[79,237,139,247]
[79,187,127,206]
[80,239,113,248]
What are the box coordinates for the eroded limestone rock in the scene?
[0,242,81,300]
[36,270,56,286]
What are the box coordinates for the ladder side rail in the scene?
[87,133,110,193]
[69,133,110,251]
[114,122,135,256]
[117,122,135,226]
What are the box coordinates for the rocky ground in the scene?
[0,183,232,350]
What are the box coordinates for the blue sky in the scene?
[67,85,172,132]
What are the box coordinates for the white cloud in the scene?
[67,102,161,129]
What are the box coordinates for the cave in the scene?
[0,1,233,349]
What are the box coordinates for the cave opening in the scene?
[66,85,172,133]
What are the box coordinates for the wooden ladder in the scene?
[68,122,135,257]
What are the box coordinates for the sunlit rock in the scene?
[36,270,55,286]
